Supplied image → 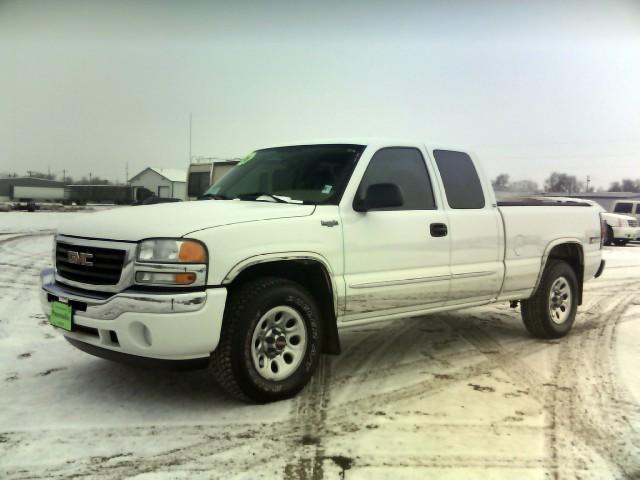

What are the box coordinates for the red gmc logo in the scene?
[67,251,94,266]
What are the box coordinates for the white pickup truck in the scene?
[40,140,606,402]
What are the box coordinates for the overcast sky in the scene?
[1,0,639,188]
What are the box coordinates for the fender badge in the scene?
[321,220,339,228]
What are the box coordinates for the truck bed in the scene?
[497,202,602,300]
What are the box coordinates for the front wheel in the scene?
[614,239,629,246]
[521,260,578,339]
[211,277,323,403]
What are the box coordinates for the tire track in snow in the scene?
[5,334,548,479]
[0,233,52,286]
[0,233,53,339]
[1,320,622,479]
[454,288,640,479]
[283,357,332,479]
[4,240,640,479]
[333,317,436,389]
[331,318,419,382]
[3,311,570,479]
[553,292,640,479]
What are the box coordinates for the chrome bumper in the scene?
[40,268,207,320]
[40,267,228,361]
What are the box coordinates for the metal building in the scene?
[187,158,240,200]
[0,177,66,202]
[129,168,187,201]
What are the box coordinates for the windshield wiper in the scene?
[236,192,298,204]
[199,193,231,200]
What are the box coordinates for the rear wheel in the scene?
[211,277,323,403]
[521,260,578,339]
[614,238,629,246]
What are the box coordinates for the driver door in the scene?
[340,147,451,321]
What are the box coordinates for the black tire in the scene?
[613,238,629,246]
[521,260,579,339]
[605,225,614,245]
[211,277,323,403]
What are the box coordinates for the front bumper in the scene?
[40,268,227,361]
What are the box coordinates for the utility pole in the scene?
[62,169,67,183]
[188,112,193,165]
[125,162,129,185]
[586,175,591,193]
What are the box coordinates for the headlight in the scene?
[137,239,207,264]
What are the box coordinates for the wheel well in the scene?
[547,243,584,304]
[226,260,341,354]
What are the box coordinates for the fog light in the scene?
[135,272,196,285]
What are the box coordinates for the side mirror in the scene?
[354,183,403,212]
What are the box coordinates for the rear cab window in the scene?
[433,150,485,209]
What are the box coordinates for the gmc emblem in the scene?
[67,251,94,267]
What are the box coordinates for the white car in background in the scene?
[601,212,640,246]
[612,200,640,222]
[533,196,639,247]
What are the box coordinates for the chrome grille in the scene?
[56,242,126,285]
[628,220,638,227]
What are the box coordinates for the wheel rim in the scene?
[548,276,572,324]
[250,306,308,381]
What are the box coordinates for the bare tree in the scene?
[609,179,640,192]
[75,175,112,185]
[545,172,583,194]
[491,174,510,191]
[510,179,539,193]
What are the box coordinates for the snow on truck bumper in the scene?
[39,268,227,366]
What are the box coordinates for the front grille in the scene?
[628,220,638,227]
[56,242,126,286]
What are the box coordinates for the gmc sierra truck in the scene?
[40,140,606,402]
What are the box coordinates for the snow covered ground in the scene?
[0,211,639,479]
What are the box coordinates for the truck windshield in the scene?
[203,144,365,204]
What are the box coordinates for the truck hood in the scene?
[58,201,316,241]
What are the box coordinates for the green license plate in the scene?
[50,301,73,331]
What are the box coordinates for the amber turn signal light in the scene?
[175,273,196,285]
[178,241,207,263]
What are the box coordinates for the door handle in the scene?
[430,223,448,237]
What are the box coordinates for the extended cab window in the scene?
[356,147,436,210]
[433,150,485,209]
[614,202,633,214]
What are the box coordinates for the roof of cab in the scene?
[252,138,472,154]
